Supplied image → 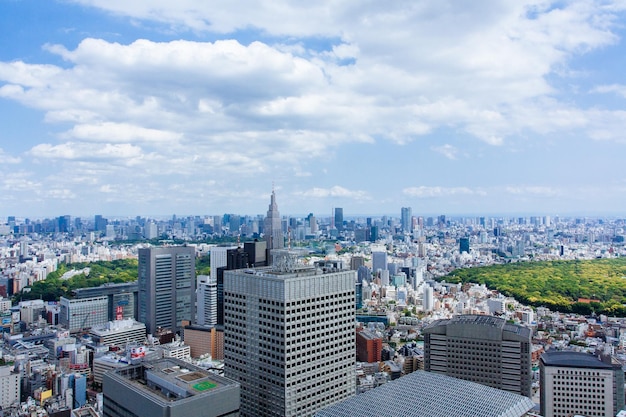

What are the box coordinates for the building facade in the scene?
[59,296,108,333]
[356,329,382,363]
[138,246,196,335]
[423,314,532,397]
[196,275,217,326]
[224,252,356,417]
[540,351,625,417]
[264,189,284,253]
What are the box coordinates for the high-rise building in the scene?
[103,358,240,417]
[196,275,217,326]
[334,207,344,231]
[138,246,196,335]
[224,251,356,417]
[401,207,412,233]
[459,237,470,254]
[72,281,138,322]
[209,245,238,281]
[422,285,434,312]
[372,251,387,274]
[423,315,532,397]
[540,351,625,417]
[264,189,284,255]
[356,329,382,363]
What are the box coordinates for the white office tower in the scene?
[423,285,434,312]
[196,275,217,326]
[209,245,237,280]
[224,250,356,417]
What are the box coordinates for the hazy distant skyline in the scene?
[2,1,626,218]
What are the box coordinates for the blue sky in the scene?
[1,1,626,219]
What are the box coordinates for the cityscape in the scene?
[1,191,626,416]
[3,1,626,417]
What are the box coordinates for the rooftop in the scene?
[315,371,535,417]
[541,351,616,369]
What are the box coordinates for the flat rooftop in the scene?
[111,358,235,402]
[541,351,615,369]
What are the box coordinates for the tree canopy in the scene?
[440,258,626,315]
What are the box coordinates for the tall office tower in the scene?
[540,351,625,417]
[210,245,238,281]
[334,207,344,231]
[196,275,217,326]
[350,256,365,270]
[138,246,196,335]
[422,285,434,312]
[264,189,284,255]
[459,237,470,254]
[423,315,532,397]
[372,251,388,274]
[401,207,412,233]
[103,358,240,417]
[224,251,356,417]
[94,214,107,232]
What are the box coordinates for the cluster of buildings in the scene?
[1,195,626,416]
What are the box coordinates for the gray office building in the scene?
[72,282,138,322]
[138,246,196,335]
[423,314,532,397]
[224,250,356,417]
[103,357,239,417]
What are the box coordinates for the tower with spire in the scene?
[264,187,284,261]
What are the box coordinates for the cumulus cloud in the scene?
[504,186,560,196]
[2,1,626,214]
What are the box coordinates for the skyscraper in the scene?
[334,207,344,231]
[401,207,412,233]
[459,237,470,254]
[138,246,196,335]
[224,251,356,416]
[423,315,532,397]
[196,275,217,326]
[264,189,284,254]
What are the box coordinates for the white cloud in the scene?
[591,84,626,98]
[0,149,21,165]
[29,143,143,161]
[431,144,459,160]
[403,186,484,198]
[296,186,370,199]
[504,186,560,196]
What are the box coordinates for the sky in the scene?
[2,1,626,219]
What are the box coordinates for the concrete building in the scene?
[0,365,20,408]
[224,250,356,417]
[422,285,434,312]
[59,296,108,333]
[356,329,382,363]
[72,282,138,322]
[371,251,387,274]
[183,324,224,360]
[540,351,625,417]
[314,371,535,417]
[196,275,217,326]
[88,319,146,348]
[138,246,196,335]
[423,314,532,397]
[209,245,237,281]
[103,358,239,417]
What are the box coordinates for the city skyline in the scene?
[2,2,626,218]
